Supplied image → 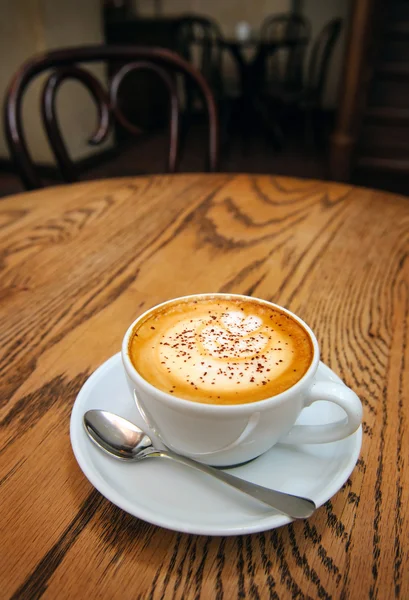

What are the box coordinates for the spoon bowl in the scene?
[84,410,152,460]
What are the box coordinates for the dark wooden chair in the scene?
[260,18,342,147]
[259,13,311,94]
[4,45,219,190]
[176,15,225,105]
[175,14,229,146]
[304,19,343,113]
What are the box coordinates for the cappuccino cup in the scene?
[122,294,362,467]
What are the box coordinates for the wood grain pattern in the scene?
[0,174,408,599]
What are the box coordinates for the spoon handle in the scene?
[151,449,316,519]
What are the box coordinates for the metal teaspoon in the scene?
[83,409,316,519]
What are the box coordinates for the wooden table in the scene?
[1,174,408,599]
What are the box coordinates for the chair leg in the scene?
[304,107,315,150]
[219,97,232,153]
[234,96,252,155]
[181,82,195,148]
[254,96,284,151]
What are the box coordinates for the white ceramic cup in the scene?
[122,294,363,467]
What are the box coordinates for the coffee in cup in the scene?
[128,295,313,405]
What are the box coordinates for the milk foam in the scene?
[154,309,293,393]
[130,297,313,404]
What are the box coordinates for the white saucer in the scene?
[70,354,362,536]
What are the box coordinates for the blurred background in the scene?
[1,0,407,197]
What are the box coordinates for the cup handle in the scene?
[279,381,363,445]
